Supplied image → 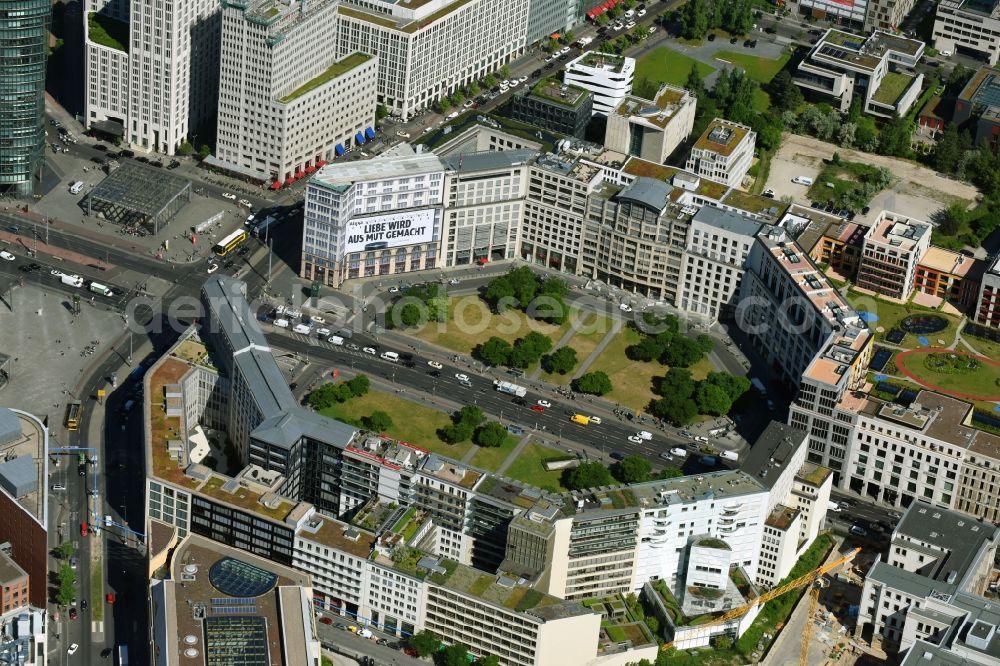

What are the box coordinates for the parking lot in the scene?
[767,133,980,224]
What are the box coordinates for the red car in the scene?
[530,404,545,413]
[106,593,116,605]
[319,617,332,625]
[68,608,78,620]
[404,647,418,657]
[80,522,88,537]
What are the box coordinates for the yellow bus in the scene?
[213,228,248,257]
[65,401,82,431]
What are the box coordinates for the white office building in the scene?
[302,144,445,287]
[678,206,762,322]
[337,0,529,120]
[212,0,378,183]
[685,119,756,189]
[564,52,635,116]
[440,150,532,267]
[934,0,1000,66]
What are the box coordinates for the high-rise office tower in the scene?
[0,0,50,195]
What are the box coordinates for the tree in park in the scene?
[768,71,803,112]
[649,394,698,426]
[541,346,577,375]
[363,410,393,433]
[565,462,615,490]
[616,455,652,484]
[695,382,732,416]
[346,374,370,397]
[409,630,441,658]
[695,334,714,354]
[442,643,472,666]
[679,0,710,39]
[398,302,423,328]
[703,372,751,402]
[659,336,704,368]
[476,336,513,366]
[473,421,507,448]
[686,65,705,98]
[657,367,695,400]
[574,371,613,396]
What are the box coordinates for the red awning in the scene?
[551,32,561,39]
[287,175,297,184]
[316,159,327,167]
[305,165,317,173]
[294,170,305,177]
[269,181,282,190]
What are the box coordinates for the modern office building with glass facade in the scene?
[0,0,50,196]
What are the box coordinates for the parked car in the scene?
[222,192,237,200]
[362,347,377,355]
[0,251,14,261]
[850,525,868,537]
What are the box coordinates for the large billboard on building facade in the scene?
[344,208,436,253]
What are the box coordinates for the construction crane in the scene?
[799,581,823,666]
[660,547,860,652]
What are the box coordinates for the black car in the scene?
[150,160,164,168]
[136,156,149,163]
[81,599,88,611]
[512,396,527,406]
[237,246,251,257]
[90,156,104,164]
[744,39,753,47]
[78,465,86,477]
[730,36,739,44]
[121,149,135,158]
[19,263,41,273]
[531,68,542,77]
[94,144,107,152]
[610,451,625,461]
[861,206,871,215]
[167,160,181,169]
[428,370,441,377]
[750,39,758,47]
[707,33,716,41]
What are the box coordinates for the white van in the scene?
[792,176,814,186]
[636,430,653,441]
[670,447,688,457]
[720,450,739,461]
[89,282,114,297]
[315,327,331,338]
[60,274,84,288]
[328,335,345,346]
[381,351,400,362]
[69,181,84,195]
[293,323,312,335]
[274,318,290,328]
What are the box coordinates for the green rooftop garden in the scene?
[390,547,428,579]
[873,71,915,106]
[279,53,372,103]
[88,12,129,52]
[339,5,398,29]
[696,179,729,201]
[391,507,421,542]
[531,78,588,107]
[403,0,476,33]
[696,537,731,550]
[723,189,785,215]
[799,465,831,486]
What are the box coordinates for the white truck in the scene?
[494,380,527,397]
[328,335,345,346]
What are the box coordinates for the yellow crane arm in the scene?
[799,584,821,666]
[660,547,860,652]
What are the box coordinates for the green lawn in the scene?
[91,565,104,622]
[87,12,129,52]
[714,50,791,83]
[502,443,570,493]
[584,326,656,412]
[872,71,915,106]
[468,434,521,472]
[636,47,716,88]
[964,333,1000,362]
[806,160,890,208]
[319,390,474,459]
[846,291,961,349]
[539,312,614,385]
[752,88,771,112]
[410,295,575,356]
[897,350,1000,401]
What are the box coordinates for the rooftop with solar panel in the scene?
[150,533,317,665]
[960,66,1000,109]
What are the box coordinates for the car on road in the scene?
[670,447,688,457]
[388,286,399,293]
[81,599,88,611]
[167,160,181,169]
[612,22,623,30]
[537,399,551,408]
[238,199,252,208]
[637,7,646,15]
[0,251,13,261]
[762,188,775,198]
[207,263,219,274]
[449,278,460,285]
[625,20,636,28]
[707,33,716,41]
[81,521,88,536]
[619,303,633,312]
[530,404,545,413]
[610,451,626,460]
[659,452,673,460]
[69,608,78,620]
[67,644,78,655]
[850,525,868,537]
[627,435,643,444]
[94,144,107,152]
[319,616,333,625]
[512,396,527,406]
[648,25,657,33]
[19,263,40,273]
[506,424,525,435]
[362,347,377,355]
[345,343,360,351]
[222,192,237,200]
[106,593,116,604]
[518,75,528,83]
[428,360,442,369]
[454,373,470,382]
[396,130,411,138]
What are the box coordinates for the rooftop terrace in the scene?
[427,559,567,612]
[530,77,588,108]
[693,119,751,157]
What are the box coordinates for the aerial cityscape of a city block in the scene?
[4,0,1000,663]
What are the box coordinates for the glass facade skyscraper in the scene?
[0,0,50,196]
